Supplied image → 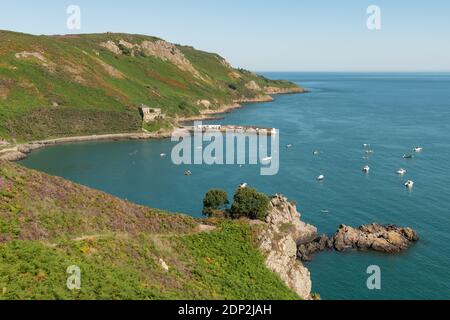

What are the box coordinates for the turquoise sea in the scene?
[20,73,450,300]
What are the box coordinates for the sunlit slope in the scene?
[0,30,302,141]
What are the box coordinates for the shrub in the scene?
[118,43,132,56]
[202,189,229,217]
[230,187,270,221]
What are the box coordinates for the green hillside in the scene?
[0,30,303,142]
[0,160,299,300]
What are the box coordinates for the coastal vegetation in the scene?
[202,189,229,217]
[202,187,270,221]
[0,30,303,142]
[0,29,308,300]
[230,187,270,221]
[0,160,299,300]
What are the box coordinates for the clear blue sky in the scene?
[1,0,449,72]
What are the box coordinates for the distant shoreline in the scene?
[0,89,306,162]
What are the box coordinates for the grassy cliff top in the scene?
[0,160,298,300]
[0,30,303,142]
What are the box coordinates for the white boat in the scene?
[362,165,370,173]
[405,180,414,188]
[365,149,374,154]
[286,144,293,149]
[313,150,320,155]
[397,168,407,175]
[160,153,166,157]
[262,156,272,163]
[317,175,325,181]
[363,144,371,148]
[184,170,192,176]
[413,147,423,153]
[239,183,248,188]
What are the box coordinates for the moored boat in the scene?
[405,180,414,188]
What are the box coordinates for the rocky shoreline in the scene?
[0,88,305,162]
[255,194,419,299]
[178,87,305,122]
[298,224,419,262]
[0,131,172,161]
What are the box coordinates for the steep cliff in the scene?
[256,195,317,299]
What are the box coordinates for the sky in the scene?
[1,0,449,72]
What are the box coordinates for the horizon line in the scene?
[255,70,450,74]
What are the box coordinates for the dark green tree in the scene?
[202,189,229,217]
[230,187,270,221]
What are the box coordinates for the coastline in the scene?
[1,89,305,162]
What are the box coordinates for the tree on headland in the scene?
[230,187,270,221]
[202,189,229,217]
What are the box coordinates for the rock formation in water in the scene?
[298,223,419,262]
[256,195,317,299]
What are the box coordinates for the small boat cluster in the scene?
[313,144,424,190]
[162,141,423,189]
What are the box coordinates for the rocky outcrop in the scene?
[140,40,201,78]
[297,223,419,261]
[245,81,262,91]
[0,150,27,161]
[333,224,419,253]
[228,71,241,79]
[15,51,56,72]
[264,86,306,94]
[100,41,122,55]
[100,39,202,79]
[233,95,274,104]
[257,195,317,299]
[196,99,212,108]
[298,235,333,262]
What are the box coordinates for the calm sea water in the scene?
[20,73,450,300]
